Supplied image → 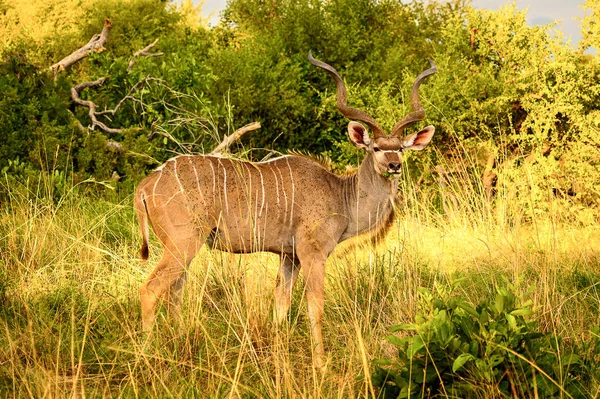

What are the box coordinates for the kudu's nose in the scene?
[388,162,401,171]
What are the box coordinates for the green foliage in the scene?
[373,283,600,398]
[579,0,600,53]
[0,53,73,170]
[214,0,456,153]
[1,0,600,221]
[82,0,181,58]
[0,0,221,199]
[432,4,600,217]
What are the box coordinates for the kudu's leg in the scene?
[297,250,327,369]
[140,244,197,331]
[164,271,187,321]
[274,254,300,324]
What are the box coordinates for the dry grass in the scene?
[1,160,599,398]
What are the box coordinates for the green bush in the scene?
[372,282,600,398]
[2,0,600,223]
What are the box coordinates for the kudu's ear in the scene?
[401,125,435,151]
[348,121,372,150]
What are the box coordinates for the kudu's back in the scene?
[135,153,346,260]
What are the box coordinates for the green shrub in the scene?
[372,282,599,398]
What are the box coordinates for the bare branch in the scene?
[127,39,164,72]
[261,151,276,162]
[210,122,261,154]
[58,23,163,147]
[71,76,155,135]
[71,77,123,134]
[50,18,112,79]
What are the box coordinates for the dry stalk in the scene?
[210,122,262,155]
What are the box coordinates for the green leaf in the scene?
[458,302,479,318]
[452,353,476,372]
[505,314,517,330]
[390,324,416,332]
[479,309,489,324]
[521,300,533,308]
[563,353,580,366]
[510,308,533,317]
[385,335,405,347]
[494,294,505,314]
[372,361,391,370]
[433,299,444,309]
[406,336,425,359]
[489,354,504,367]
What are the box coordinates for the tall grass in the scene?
[1,153,599,398]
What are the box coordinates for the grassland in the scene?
[1,165,600,398]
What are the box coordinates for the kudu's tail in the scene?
[134,188,150,261]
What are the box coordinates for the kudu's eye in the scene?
[373,147,381,152]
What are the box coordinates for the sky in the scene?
[199,0,589,49]
[471,0,587,47]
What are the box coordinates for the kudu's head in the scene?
[309,51,437,177]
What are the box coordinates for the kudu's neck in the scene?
[357,153,392,189]
[340,153,397,240]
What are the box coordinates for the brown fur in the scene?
[288,150,334,172]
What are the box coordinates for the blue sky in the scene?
[200,0,589,48]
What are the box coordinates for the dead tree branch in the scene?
[127,39,164,72]
[70,57,160,134]
[71,78,125,134]
[71,77,149,135]
[211,122,261,155]
[50,18,112,79]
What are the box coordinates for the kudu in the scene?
[134,52,437,367]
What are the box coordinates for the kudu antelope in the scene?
[134,52,437,367]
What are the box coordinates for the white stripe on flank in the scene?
[276,165,288,220]
[257,167,265,217]
[209,159,216,197]
[155,155,183,172]
[218,159,229,212]
[173,158,184,194]
[261,202,269,250]
[246,163,253,207]
[254,192,260,238]
[285,158,295,224]
[152,169,163,207]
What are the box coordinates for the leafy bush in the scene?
[372,282,600,398]
[2,0,600,224]
[0,53,73,170]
